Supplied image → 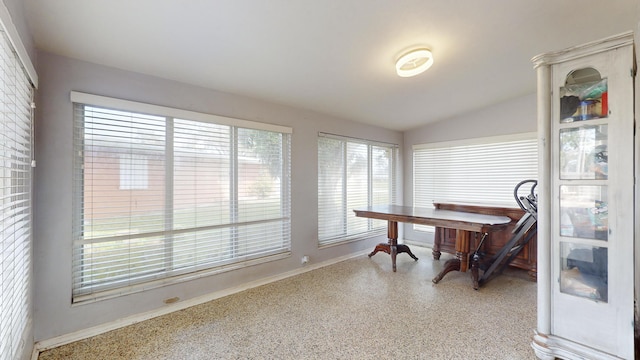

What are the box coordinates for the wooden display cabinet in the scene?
[531,31,636,360]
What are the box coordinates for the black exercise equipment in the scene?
[471,179,538,287]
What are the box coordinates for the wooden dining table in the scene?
[353,205,511,289]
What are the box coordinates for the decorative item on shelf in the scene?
[560,78,608,122]
[578,99,598,121]
[560,95,580,122]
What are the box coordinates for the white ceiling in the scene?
[24,0,638,131]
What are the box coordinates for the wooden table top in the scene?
[353,205,512,233]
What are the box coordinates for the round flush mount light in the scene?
[395,48,433,77]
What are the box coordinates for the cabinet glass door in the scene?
[559,185,608,240]
[551,48,634,357]
[559,70,607,123]
[559,125,607,180]
[559,242,608,302]
[558,184,608,302]
[557,67,610,305]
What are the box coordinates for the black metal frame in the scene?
[472,179,538,287]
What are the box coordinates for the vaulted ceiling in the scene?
[24,0,638,131]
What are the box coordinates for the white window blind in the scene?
[119,154,149,190]
[413,133,538,231]
[72,95,291,302]
[318,133,397,245]
[0,30,34,360]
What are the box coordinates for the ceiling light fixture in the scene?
[395,48,433,77]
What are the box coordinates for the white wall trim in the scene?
[33,249,369,354]
[0,2,37,88]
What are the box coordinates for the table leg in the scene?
[397,244,419,261]
[432,230,474,285]
[432,258,461,283]
[432,227,442,260]
[390,242,397,272]
[367,220,418,271]
[456,230,470,272]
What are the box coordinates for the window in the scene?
[413,133,538,231]
[318,133,397,245]
[0,29,35,360]
[72,93,291,302]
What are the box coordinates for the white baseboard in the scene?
[34,250,369,355]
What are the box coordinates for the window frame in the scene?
[317,132,398,246]
[71,92,292,302]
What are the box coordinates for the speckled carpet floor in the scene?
[38,246,537,359]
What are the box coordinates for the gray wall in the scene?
[33,51,402,341]
[402,94,537,244]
